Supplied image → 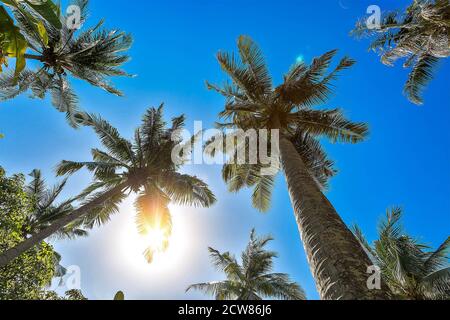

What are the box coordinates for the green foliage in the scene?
[206,35,366,212]
[187,229,306,300]
[351,0,450,105]
[353,208,450,300]
[63,289,88,300]
[114,291,125,300]
[55,106,216,263]
[0,167,57,300]
[42,289,88,300]
[0,0,132,127]
[0,0,64,76]
[0,5,27,77]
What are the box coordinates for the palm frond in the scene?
[50,76,81,128]
[289,131,337,190]
[186,281,241,300]
[424,237,450,273]
[26,169,46,203]
[251,174,275,213]
[237,35,272,97]
[78,188,127,229]
[404,55,439,105]
[351,1,449,105]
[255,273,307,300]
[294,109,369,143]
[140,104,165,155]
[81,113,135,164]
[0,69,36,100]
[159,172,216,208]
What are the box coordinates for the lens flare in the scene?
[145,227,168,252]
[141,220,171,263]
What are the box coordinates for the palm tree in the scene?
[353,208,450,300]
[24,169,88,240]
[24,169,87,284]
[0,0,132,126]
[187,229,306,300]
[351,0,450,105]
[206,35,389,300]
[0,105,216,266]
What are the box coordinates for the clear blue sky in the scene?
[0,0,449,300]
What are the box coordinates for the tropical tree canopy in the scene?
[353,208,450,300]
[55,105,216,263]
[187,229,306,300]
[0,167,58,300]
[0,0,132,126]
[352,0,450,105]
[206,35,367,212]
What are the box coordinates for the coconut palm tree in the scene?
[353,208,450,300]
[187,229,306,300]
[206,35,389,300]
[0,0,132,126]
[24,169,88,240]
[0,105,216,266]
[23,169,85,291]
[351,0,450,105]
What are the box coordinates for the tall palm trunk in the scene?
[279,137,389,300]
[0,183,128,268]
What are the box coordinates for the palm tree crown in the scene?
[56,105,216,262]
[352,0,450,105]
[187,229,306,300]
[0,0,132,126]
[354,208,450,300]
[207,35,367,212]
[24,169,88,239]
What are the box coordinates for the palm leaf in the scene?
[294,109,368,143]
[404,55,439,105]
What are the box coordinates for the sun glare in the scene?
[117,203,194,275]
[144,227,168,253]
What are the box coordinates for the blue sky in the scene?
[0,0,449,300]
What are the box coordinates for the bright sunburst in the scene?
[117,204,193,274]
[144,227,168,253]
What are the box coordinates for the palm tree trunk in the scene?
[279,136,389,300]
[0,183,128,268]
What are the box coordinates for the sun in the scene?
[144,227,168,253]
[117,203,193,274]
[145,228,167,251]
